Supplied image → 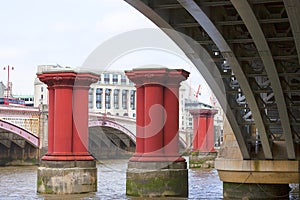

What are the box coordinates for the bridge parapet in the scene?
[0,105,40,137]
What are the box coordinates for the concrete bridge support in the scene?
[215,119,298,199]
[36,69,99,194]
[125,68,189,197]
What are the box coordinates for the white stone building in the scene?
[88,71,136,119]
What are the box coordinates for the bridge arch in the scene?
[88,118,136,158]
[118,1,300,160]
[0,119,39,148]
[88,117,187,157]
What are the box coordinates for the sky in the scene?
[0,0,214,104]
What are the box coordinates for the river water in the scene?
[0,159,298,199]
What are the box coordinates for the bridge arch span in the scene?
[0,119,39,148]
[89,118,136,143]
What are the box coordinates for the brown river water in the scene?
[0,159,298,199]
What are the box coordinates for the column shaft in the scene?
[193,116,199,151]
[198,116,207,152]
[73,86,93,159]
[53,86,73,154]
[144,84,164,155]
[163,86,180,157]
[206,115,215,152]
[47,87,54,154]
[134,85,144,156]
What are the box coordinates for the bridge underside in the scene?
[125,0,300,160]
[89,126,136,159]
[0,130,38,165]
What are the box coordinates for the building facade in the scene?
[88,72,136,118]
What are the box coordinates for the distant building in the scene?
[89,71,136,118]
[34,65,64,107]
[0,82,5,98]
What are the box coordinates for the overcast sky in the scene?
[0,0,214,104]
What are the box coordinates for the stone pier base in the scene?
[126,161,188,197]
[223,182,291,199]
[37,160,97,194]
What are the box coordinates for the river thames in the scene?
[0,159,298,199]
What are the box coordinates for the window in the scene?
[41,87,44,92]
[113,74,118,85]
[130,90,135,110]
[41,94,43,100]
[114,89,119,109]
[121,75,126,85]
[104,74,110,84]
[105,89,111,109]
[96,88,102,109]
[122,90,128,109]
[88,88,93,109]
[129,80,134,86]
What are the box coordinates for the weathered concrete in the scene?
[126,161,188,197]
[189,152,217,169]
[215,118,298,199]
[37,160,97,194]
[223,182,291,199]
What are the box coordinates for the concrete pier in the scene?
[215,119,298,199]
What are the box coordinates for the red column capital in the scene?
[125,68,189,86]
[189,109,218,117]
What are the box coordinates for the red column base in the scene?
[129,154,186,162]
[42,152,95,161]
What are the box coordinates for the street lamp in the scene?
[3,65,14,98]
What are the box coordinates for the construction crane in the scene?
[195,84,201,99]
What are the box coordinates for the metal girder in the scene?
[283,0,300,65]
[231,0,295,159]
[177,0,271,159]
[125,0,252,158]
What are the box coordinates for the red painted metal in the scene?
[206,115,216,152]
[47,87,54,154]
[125,68,189,162]
[198,116,207,152]
[144,84,164,155]
[190,109,218,152]
[135,85,145,156]
[193,117,199,152]
[37,71,98,161]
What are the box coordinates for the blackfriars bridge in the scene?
[0,0,299,199]
[122,1,299,198]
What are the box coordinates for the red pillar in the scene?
[144,84,164,156]
[125,68,189,162]
[53,83,73,155]
[192,117,199,152]
[72,74,97,160]
[38,71,98,161]
[206,114,216,152]
[198,115,207,152]
[134,85,145,157]
[47,86,54,154]
[190,109,217,153]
